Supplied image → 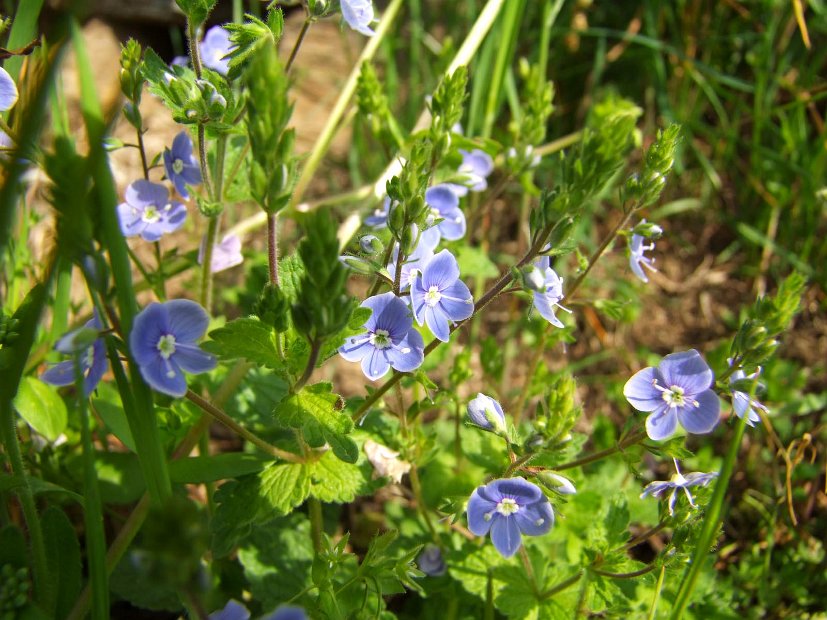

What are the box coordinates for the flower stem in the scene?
[554,429,647,471]
[199,215,219,309]
[185,390,302,462]
[648,564,666,620]
[566,209,634,299]
[293,338,321,393]
[267,212,281,286]
[186,18,203,78]
[539,570,583,600]
[308,497,323,552]
[518,547,540,597]
[409,463,439,543]
[620,521,668,552]
[285,17,312,73]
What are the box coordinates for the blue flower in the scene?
[729,365,768,427]
[265,607,308,620]
[629,234,657,283]
[199,233,244,273]
[0,67,18,112]
[458,149,494,192]
[467,393,506,433]
[41,315,107,396]
[532,262,570,328]
[200,26,233,75]
[130,300,216,397]
[117,180,187,242]
[339,292,424,380]
[163,131,202,199]
[421,184,467,244]
[467,478,554,558]
[417,544,446,577]
[624,349,721,441]
[641,459,718,515]
[209,600,250,620]
[387,240,434,292]
[410,249,473,342]
[341,0,376,36]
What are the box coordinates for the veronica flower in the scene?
[624,349,721,441]
[417,544,446,577]
[268,607,308,620]
[130,300,216,397]
[209,600,250,620]
[629,234,657,283]
[364,439,411,483]
[420,185,466,245]
[339,292,424,380]
[641,459,718,515]
[387,241,434,292]
[41,315,107,396]
[467,393,506,433]
[163,131,202,199]
[458,149,494,192]
[0,67,18,112]
[200,26,233,75]
[198,234,243,273]
[365,197,390,228]
[117,180,187,242]
[532,262,571,328]
[341,0,376,36]
[467,477,554,558]
[729,365,768,427]
[411,249,473,342]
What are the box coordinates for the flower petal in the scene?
[386,328,424,372]
[130,303,170,364]
[174,343,217,374]
[438,280,474,321]
[125,179,169,209]
[490,516,523,558]
[466,488,496,536]
[659,350,713,396]
[165,299,210,343]
[139,355,187,397]
[436,208,466,241]
[423,250,460,290]
[371,293,413,340]
[0,67,19,112]
[623,367,664,412]
[533,292,563,328]
[41,360,77,387]
[339,332,371,361]
[514,500,554,536]
[84,339,108,395]
[676,389,720,434]
[424,306,450,342]
[645,407,678,440]
[361,347,391,380]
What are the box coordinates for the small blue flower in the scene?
[364,197,390,228]
[209,600,250,620]
[532,262,570,328]
[130,300,216,397]
[117,180,187,242]
[0,67,18,112]
[265,607,308,620]
[163,131,202,199]
[417,544,446,577]
[199,233,244,273]
[339,292,424,380]
[629,234,657,283]
[387,240,434,292]
[200,26,233,75]
[341,0,376,36]
[421,185,467,244]
[467,477,554,558]
[458,149,494,192]
[641,459,718,515]
[41,315,107,396]
[467,393,506,433]
[410,249,473,342]
[729,365,768,427]
[624,350,721,441]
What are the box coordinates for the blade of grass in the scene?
[2,0,45,81]
[481,0,525,138]
[69,19,172,503]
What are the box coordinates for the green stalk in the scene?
[481,0,525,138]
[70,20,171,503]
[3,0,45,81]
[75,360,109,619]
[669,413,749,617]
[308,497,323,553]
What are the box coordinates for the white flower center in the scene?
[157,334,177,359]
[83,346,95,369]
[424,286,442,306]
[142,206,161,223]
[496,498,520,516]
[370,329,391,350]
[662,385,686,407]
[172,158,184,175]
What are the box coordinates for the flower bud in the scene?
[339,255,375,275]
[359,234,383,255]
[522,266,546,292]
[538,472,577,495]
[467,393,507,434]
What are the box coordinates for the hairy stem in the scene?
[308,497,323,553]
[293,338,322,393]
[286,17,312,73]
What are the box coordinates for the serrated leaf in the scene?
[603,494,630,547]
[13,377,68,441]
[274,383,358,463]
[308,451,369,503]
[204,317,282,369]
[448,545,504,600]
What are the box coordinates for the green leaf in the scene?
[456,245,499,280]
[0,524,27,568]
[448,544,504,600]
[319,304,372,362]
[238,513,314,610]
[274,383,358,463]
[169,453,270,484]
[308,451,369,503]
[91,395,136,452]
[13,377,68,441]
[204,317,282,369]
[603,494,630,547]
[42,507,82,619]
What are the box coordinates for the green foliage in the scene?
[119,39,144,130]
[41,507,81,619]
[243,37,295,213]
[428,67,468,163]
[224,9,284,79]
[204,317,283,369]
[357,61,402,149]
[274,383,357,463]
[174,0,217,24]
[12,377,67,442]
